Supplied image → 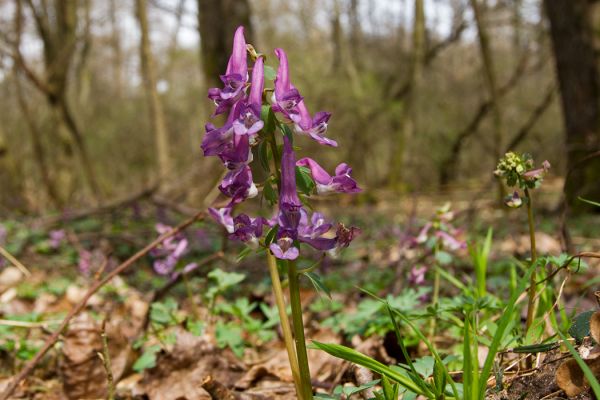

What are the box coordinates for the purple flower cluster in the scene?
[150,223,194,275]
[202,26,361,260]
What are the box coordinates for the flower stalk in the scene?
[287,259,313,399]
[524,188,538,334]
[266,253,303,398]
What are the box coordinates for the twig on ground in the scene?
[97,319,115,400]
[0,246,31,277]
[0,211,204,400]
[201,375,239,400]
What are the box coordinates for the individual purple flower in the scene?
[277,135,303,231]
[49,229,66,249]
[209,206,235,233]
[219,165,258,203]
[218,130,253,170]
[295,101,337,147]
[523,160,551,181]
[504,191,523,208]
[435,230,466,251]
[335,223,361,248]
[409,265,427,286]
[151,224,189,275]
[201,108,236,156]
[297,210,337,251]
[230,214,266,246]
[232,56,265,143]
[296,158,361,194]
[270,230,300,260]
[78,249,92,276]
[207,26,248,115]
[271,49,303,123]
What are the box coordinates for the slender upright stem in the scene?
[287,260,313,399]
[429,244,440,341]
[267,253,303,398]
[524,188,538,334]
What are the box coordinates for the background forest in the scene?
[0,0,598,216]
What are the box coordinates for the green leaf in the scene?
[258,139,271,172]
[208,268,246,291]
[303,271,331,299]
[568,310,595,343]
[264,65,276,81]
[236,246,254,263]
[216,322,245,358]
[263,179,278,206]
[435,251,453,265]
[150,298,179,326]
[186,319,205,336]
[133,345,161,372]
[296,166,316,195]
[311,341,426,395]
[264,225,279,246]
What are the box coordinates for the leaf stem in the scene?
[287,259,313,399]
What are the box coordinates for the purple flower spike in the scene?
[296,157,361,194]
[295,101,337,147]
[272,49,303,123]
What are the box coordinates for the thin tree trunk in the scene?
[135,0,172,179]
[470,0,506,198]
[13,0,61,208]
[390,0,425,188]
[109,0,123,97]
[545,0,600,213]
[196,0,253,87]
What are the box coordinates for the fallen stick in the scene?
[0,211,205,400]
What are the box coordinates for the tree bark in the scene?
[390,0,425,188]
[20,0,101,201]
[469,0,506,199]
[196,0,253,87]
[135,0,172,179]
[544,0,600,213]
[108,0,123,97]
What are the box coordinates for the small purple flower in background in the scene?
[296,158,361,194]
[78,250,92,276]
[49,229,66,249]
[409,265,427,286]
[151,224,189,275]
[412,203,465,252]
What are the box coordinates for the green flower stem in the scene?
[524,188,538,335]
[267,253,303,398]
[429,244,441,341]
[287,259,313,399]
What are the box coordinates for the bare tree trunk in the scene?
[109,0,123,97]
[196,0,253,87]
[135,0,172,179]
[470,0,506,198]
[13,0,61,208]
[20,0,102,201]
[545,0,600,213]
[390,0,425,188]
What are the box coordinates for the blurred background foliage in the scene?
[0,0,597,216]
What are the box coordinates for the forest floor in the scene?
[0,184,599,399]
